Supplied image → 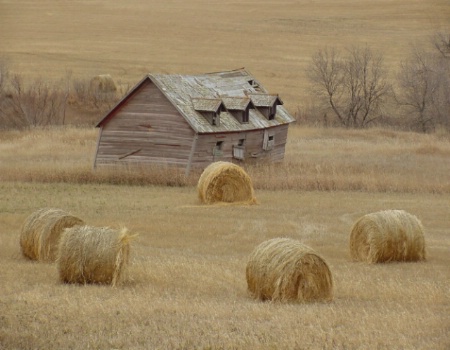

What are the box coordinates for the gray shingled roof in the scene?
[97,68,295,133]
[191,98,223,112]
[150,68,295,133]
[222,97,253,111]
[247,93,282,107]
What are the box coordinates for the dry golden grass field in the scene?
[1,1,450,349]
[0,126,449,350]
[1,0,449,110]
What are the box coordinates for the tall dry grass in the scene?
[1,125,449,193]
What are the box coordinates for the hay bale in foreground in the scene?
[197,161,256,204]
[246,238,333,303]
[20,208,84,262]
[349,209,426,263]
[57,225,133,286]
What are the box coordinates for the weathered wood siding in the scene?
[191,124,289,169]
[95,80,195,167]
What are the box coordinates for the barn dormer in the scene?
[247,93,283,121]
[191,98,226,126]
[222,97,255,124]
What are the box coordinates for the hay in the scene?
[90,74,117,92]
[349,209,426,263]
[246,238,333,303]
[197,161,256,204]
[19,208,84,262]
[57,225,133,286]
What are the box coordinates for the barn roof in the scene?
[222,97,254,111]
[247,93,283,107]
[96,68,295,133]
[191,98,224,113]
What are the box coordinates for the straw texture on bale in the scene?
[20,208,84,262]
[350,209,426,263]
[90,74,117,92]
[57,225,132,286]
[246,238,333,303]
[197,161,256,204]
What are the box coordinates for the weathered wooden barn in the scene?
[93,68,296,174]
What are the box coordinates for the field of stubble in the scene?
[0,125,449,349]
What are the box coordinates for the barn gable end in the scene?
[94,79,195,168]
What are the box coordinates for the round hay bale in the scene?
[197,161,256,204]
[19,208,84,262]
[246,238,333,303]
[349,209,426,263]
[57,225,133,286]
[90,74,117,93]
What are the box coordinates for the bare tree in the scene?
[0,58,10,127]
[61,69,73,125]
[2,74,66,129]
[0,59,8,93]
[396,50,438,132]
[433,31,450,59]
[307,46,391,128]
[396,33,450,132]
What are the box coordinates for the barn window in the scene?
[263,130,275,151]
[233,146,244,160]
[212,113,218,126]
[213,141,223,156]
[247,93,282,121]
[192,98,224,126]
[242,109,249,123]
[268,106,276,120]
[233,139,245,160]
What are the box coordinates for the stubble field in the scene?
[1,0,450,349]
[0,126,449,349]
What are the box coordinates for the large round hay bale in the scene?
[246,238,333,303]
[197,161,256,204]
[90,74,117,92]
[57,225,132,286]
[19,208,84,262]
[349,209,426,263]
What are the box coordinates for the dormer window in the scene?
[268,106,276,120]
[192,98,225,126]
[222,97,255,124]
[247,93,283,121]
